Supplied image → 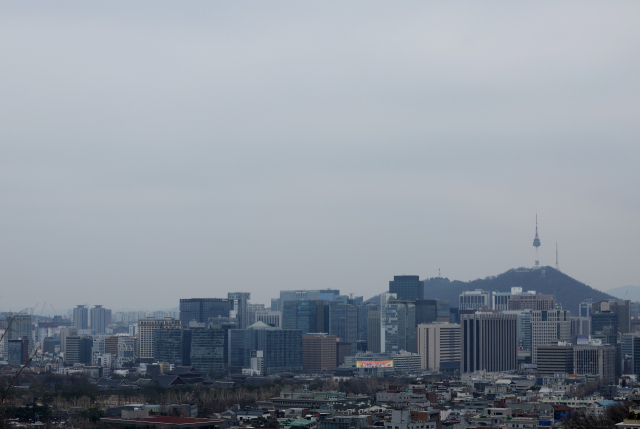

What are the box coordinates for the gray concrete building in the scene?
[416,323,460,371]
[531,310,571,363]
[574,343,616,380]
[536,342,574,376]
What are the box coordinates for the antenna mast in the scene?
[532,213,541,267]
[556,242,559,271]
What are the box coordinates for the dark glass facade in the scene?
[282,301,298,330]
[65,336,93,365]
[329,303,357,355]
[316,301,330,333]
[282,300,317,334]
[228,327,302,374]
[179,298,231,326]
[357,303,378,342]
[190,328,225,374]
[415,300,438,325]
[437,300,450,320]
[8,339,26,366]
[389,275,423,301]
[153,328,192,366]
[591,312,618,335]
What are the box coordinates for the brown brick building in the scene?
[302,333,337,372]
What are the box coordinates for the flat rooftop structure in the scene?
[100,416,222,428]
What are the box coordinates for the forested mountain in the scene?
[367,267,614,314]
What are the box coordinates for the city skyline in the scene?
[1,2,639,311]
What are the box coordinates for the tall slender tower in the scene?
[533,214,541,267]
[556,242,559,271]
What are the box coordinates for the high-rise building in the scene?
[138,316,181,363]
[228,322,302,374]
[42,337,55,354]
[416,324,461,371]
[2,314,32,358]
[389,275,423,301]
[436,300,451,322]
[579,300,593,318]
[536,342,574,376]
[570,317,591,343]
[632,337,640,377]
[92,337,106,360]
[632,302,640,319]
[154,328,192,366]
[367,311,382,353]
[278,290,340,310]
[255,310,282,328]
[73,305,89,330]
[247,303,265,327]
[116,335,136,367]
[302,333,336,372]
[459,290,491,311]
[65,336,93,365]
[59,327,77,360]
[621,334,637,374]
[336,341,352,367]
[208,322,236,366]
[329,303,358,355]
[283,300,317,334]
[574,343,616,380]
[8,338,29,367]
[492,288,522,311]
[179,298,231,326]
[357,303,378,344]
[415,300,438,325]
[228,292,251,329]
[316,301,331,334]
[90,305,108,334]
[503,310,532,351]
[381,295,416,354]
[449,308,460,324]
[531,310,571,363]
[508,293,556,311]
[593,300,631,334]
[591,312,619,337]
[461,312,517,373]
[104,336,119,356]
[190,328,225,375]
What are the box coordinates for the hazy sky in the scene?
[1,2,639,313]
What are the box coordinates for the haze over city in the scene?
[1,2,639,312]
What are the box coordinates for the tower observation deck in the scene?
[533,214,541,266]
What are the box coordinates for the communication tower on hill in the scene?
[533,214,541,267]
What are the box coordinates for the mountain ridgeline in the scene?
[369,267,615,315]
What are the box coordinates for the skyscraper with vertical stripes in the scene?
[461,312,517,373]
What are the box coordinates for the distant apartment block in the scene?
[73,305,89,330]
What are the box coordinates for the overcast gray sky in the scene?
[1,1,639,313]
